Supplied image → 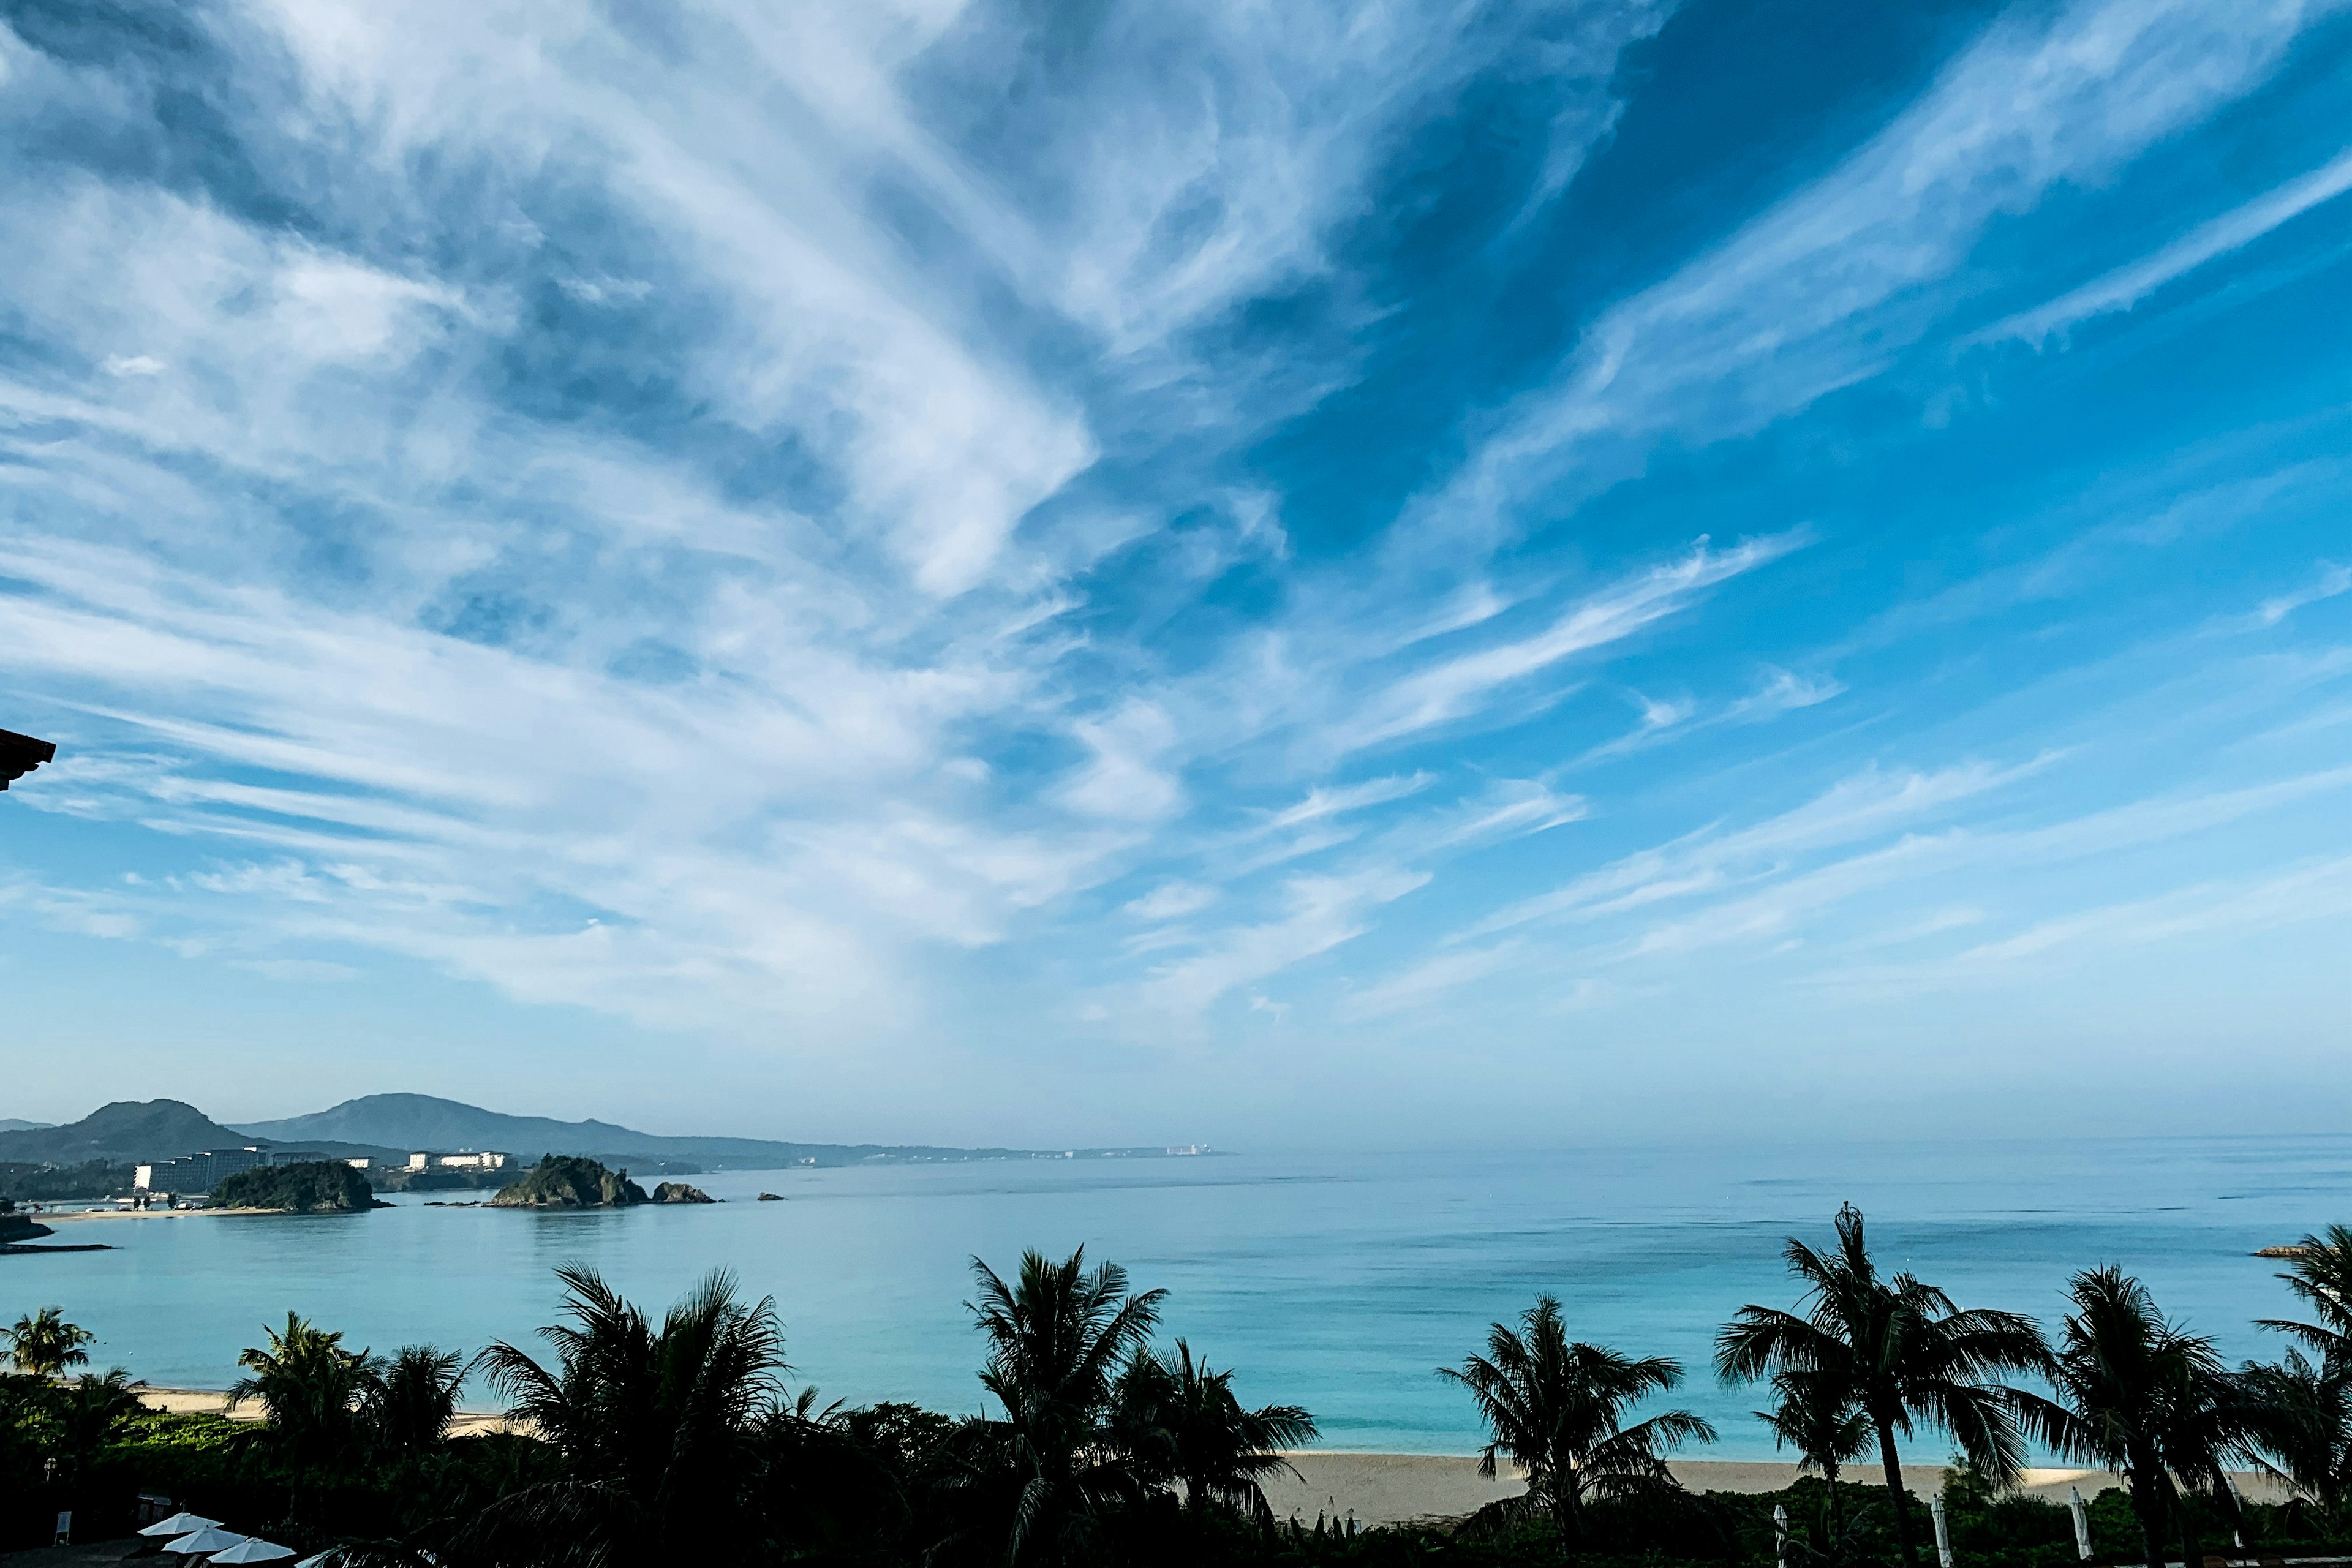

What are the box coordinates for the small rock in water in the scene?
[758,1192,784,1202]
[652,1182,718,1204]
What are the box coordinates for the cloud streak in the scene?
[1976,145,2352,346]
[1,0,2348,1134]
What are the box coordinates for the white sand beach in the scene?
[1261,1455,2291,1528]
[134,1385,518,1439]
[121,1386,2291,1528]
[42,1207,279,1221]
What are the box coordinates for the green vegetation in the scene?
[10,1304,94,1375]
[2014,1267,2252,1568]
[488,1153,649,1208]
[473,1262,781,1562]
[382,1158,700,1196]
[1717,1204,2054,1568]
[212,1161,379,1213]
[1441,1294,1712,1562]
[232,1315,386,1457]
[0,1159,134,1203]
[7,1213,2352,1568]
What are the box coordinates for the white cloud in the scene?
[1,0,2344,1106]
[1468,759,2035,940]
[2251,562,2352,628]
[1058,702,1185,821]
[1730,668,1844,720]
[238,957,361,982]
[1333,533,1806,753]
[1338,939,1523,1020]
[1122,881,1218,921]
[1137,864,1429,1012]
[1414,0,2337,556]
[1262,772,1433,831]
[1975,145,2352,346]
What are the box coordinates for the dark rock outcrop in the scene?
[490,1155,649,1208]
[652,1182,717,1204]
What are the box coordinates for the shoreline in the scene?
[1265,1455,2291,1526]
[134,1386,518,1439]
[117,1388,2290,1525]
[43,1205,362,1220]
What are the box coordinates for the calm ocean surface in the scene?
[18,1136,2351,1457]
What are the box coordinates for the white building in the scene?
[132,1147,329,1194]
[404,1150,510,1172]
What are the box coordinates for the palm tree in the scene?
[473,1264,784,1567]
[1114,1340,1317,1522]
[2244,1348,2352,1528]
[231,1313,382,1457]
[1717,1205,2050,1568]
[1757,1366,1872,1542]
[1441,1294,1716,1563]
[968,1247,1165,1565]
[43,1367,146,1482]
[2012,1268,2255,1568]
[8,1306,94,1378]
[364,1345,467,1452]
[2260,1226,2352,1368]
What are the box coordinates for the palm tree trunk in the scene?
[1825,1459,1844,1544]
[1875,1417,1920,1568]
[2127,1462,2169,1568]
[1555,1474,1583,1567]
[2176,1490,2198,1568]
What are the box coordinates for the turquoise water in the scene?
[12,1136,2348,1456]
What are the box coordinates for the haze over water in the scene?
[36,1134,2350,1455]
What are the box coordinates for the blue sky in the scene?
[1,0,2348,1148]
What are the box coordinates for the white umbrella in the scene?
[290,1556,337,1568]
[142,1513,223,1539]
[209,1542,295,1564]
[166,1528,250,1556]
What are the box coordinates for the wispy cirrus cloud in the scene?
[1974,145,2352,347]
[1412,0,2340,559]
[1327,532,1807,754]
[2,0,2350,1135]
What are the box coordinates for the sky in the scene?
[1,0,2349,1151]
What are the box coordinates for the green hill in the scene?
[489,1155,649,1208]
[0,1100,254,1165]
[211,1161,379,1213]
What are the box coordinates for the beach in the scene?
[44,1207,290,1221]
[122,1386,2285,1526]
[134,1385,518,1440]
[1264,1456,2290,1526]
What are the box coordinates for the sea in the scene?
[17,1135,2350,1457]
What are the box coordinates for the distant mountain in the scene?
[0,1119,53,1133]
[231,1092,1204,1170]
[237,1094,660,1158]
[0,1101,256,1165]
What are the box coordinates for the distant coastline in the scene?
[1,1093,1221,1205]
